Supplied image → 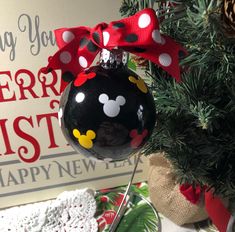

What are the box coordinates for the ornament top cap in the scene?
[99,49,128,69]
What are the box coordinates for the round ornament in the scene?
[222,0,235,37]
[223,0,235,29]
[59,50,156,162]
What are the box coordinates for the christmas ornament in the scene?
[44,8,185,161]
[222,0,235,37]
[223,0,235,28]
[59,49,156,161]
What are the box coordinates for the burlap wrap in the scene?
[147,153,208,226]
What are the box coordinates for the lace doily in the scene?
[0,189,98,232]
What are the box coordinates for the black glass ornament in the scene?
[59,49,156,162]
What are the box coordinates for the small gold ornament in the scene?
[222,0,235,36]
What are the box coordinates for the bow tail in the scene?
[44,40,99,93]
[59,79,69,93]
[44,46,79,93]
[126,37,185,82]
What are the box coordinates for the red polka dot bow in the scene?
[44,8,186,92]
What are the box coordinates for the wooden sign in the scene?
[0,0,149,209]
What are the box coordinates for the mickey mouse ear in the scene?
[116,96,126,106]
[86,130,96,139]
[73,129,81,138]
[129,129,138,138]
[99,93,109,104]
[142,129,148,137]
[128,76,137,84]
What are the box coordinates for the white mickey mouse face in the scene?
[99,93,126,117]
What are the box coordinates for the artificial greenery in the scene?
[95,184,158,231]
[117,203,158,232]
[121,0,235,198]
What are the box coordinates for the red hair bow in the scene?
[44,8,186,92]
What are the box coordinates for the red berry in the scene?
[100,196,109,203]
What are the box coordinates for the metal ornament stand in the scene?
[109,152,161,232]
[98,49,160,231]
[109,153,141,232]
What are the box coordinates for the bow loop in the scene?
[44,8,186,92]
[90,23,109,49]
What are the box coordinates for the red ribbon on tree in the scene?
[180,184,235,232]
[44,8,186,93]
[179,183,206,204]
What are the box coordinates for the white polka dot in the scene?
[138,13,151,28]
[59,51,72,64]
[62,31,75,43]
[152,29,162,43]
[103,31,110,46]
[78,56,88,68]
[159,53,172,67]
[75,92,85,103]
